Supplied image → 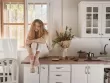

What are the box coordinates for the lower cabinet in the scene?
[23,64,104,83]
[88,64,104,83]
[72,64,104,83]
[72,64,88,83]
[23,64,48,83]
[24,65,39,83]
[49,65,71,83]
[40,65,48,83]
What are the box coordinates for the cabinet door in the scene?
[24,65,39,83]
[72,64,88,83]
[83,4,102,37]
[102,4,110,37]
[40,65,48,83]
[88,64,104,83]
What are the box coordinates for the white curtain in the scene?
[1,39,17,59]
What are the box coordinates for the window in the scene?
[28,3,48,31]
[1,0,48,48]
[2,2,24,47]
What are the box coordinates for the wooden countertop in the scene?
[21,56,110,64]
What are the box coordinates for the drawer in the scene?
[49,79,70,83]
[49,65,71,72]
[50,72,70,80]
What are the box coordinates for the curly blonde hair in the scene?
[27,19,48,40]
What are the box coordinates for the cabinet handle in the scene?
[99,33,104,35]
[88,66,90,74]
[85,66,87,74]
[56,67,63,69]
[38,66,40,74]
[56,74,62,76]
[42,67,45,69]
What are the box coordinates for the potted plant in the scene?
[52,26,74,59]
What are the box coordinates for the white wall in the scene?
[63,0,110,36]
[18,0,110,83]
[19,0,110,60]
[49,0,63,40]
[63,0,110,57]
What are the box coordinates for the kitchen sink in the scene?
[97,56,110,61]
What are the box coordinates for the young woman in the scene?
[26,19,49,70]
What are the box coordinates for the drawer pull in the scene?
[88,66,90,74]
[56,67,63,69]
[85,66,87,74]
[56,82,62,83]
[38,66,40,74]
[56,74,62,76]
[42,67,45,69]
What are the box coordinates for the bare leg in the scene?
[26,44,34,59]
[29,51,40,73]
[26,44,36,73]
[33,51,40,66]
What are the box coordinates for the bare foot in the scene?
[34,58,39,66]
[30,67,35,73]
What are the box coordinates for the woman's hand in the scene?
[26,40,33,44]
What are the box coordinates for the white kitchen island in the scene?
[21,56,110,83]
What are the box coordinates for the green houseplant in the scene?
[52,26,74,59]
[52,26,74,48]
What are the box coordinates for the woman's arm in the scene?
[32,34,48,44]
[31,37,46,44]
[26,35,47,44]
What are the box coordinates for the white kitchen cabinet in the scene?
[40,65,48,83]
[49,65,71,83]
[23,64,104,83]
[23,64,48,83]
[72,64,104,83]
[72,64,88,83]
[78,1,110,37]
[102,4,110,37]
[88,64,104,83]
[23,65,39,83]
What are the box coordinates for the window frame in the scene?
[0,0,51,48]
[25,0,50,46]
[1,0,25,47]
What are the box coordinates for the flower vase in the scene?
[62,48,68,60]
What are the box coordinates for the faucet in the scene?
[100,44,108,55]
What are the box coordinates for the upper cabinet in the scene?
[78,1,110,38]
[102,4,110,37]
